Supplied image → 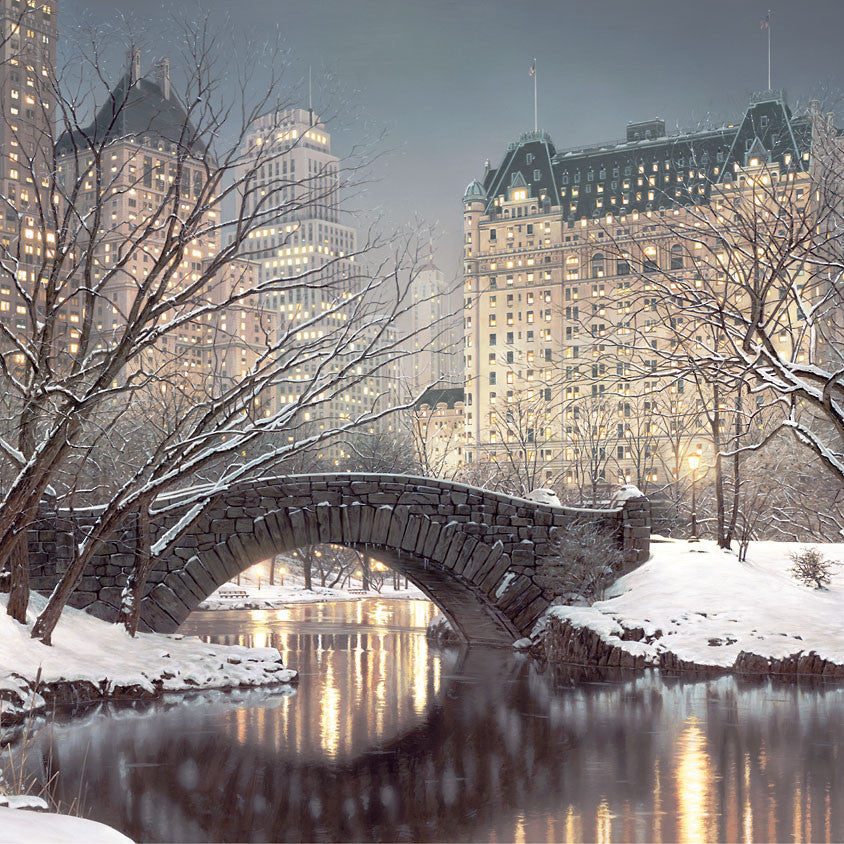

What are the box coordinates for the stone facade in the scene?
[28,473,650,646]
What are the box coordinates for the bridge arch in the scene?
[152,503,520,645]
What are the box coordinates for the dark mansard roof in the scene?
[56,73,207,158]
[415,386,465,410]
[474,90,816,220]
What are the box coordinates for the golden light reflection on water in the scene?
[172,604,844,844]
[675,716,715,843]
[202,599,442,761]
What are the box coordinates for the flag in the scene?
[760,11,770,30]
[529,60,535,77]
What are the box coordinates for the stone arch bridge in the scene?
[28,474,649,645]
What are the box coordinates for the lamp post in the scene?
[279,567,286,587]
[688,453,700,542]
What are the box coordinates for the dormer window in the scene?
[526,153,535,164]
[760,115,769,130]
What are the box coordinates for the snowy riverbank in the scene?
[0,805,132,842]
[197,580,426,611]
[528,539,844,677]
[0,591,297,727]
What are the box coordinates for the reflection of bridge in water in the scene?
[26,644,844,843]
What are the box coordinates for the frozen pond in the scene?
[17,599,844,842]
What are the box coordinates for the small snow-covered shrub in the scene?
[789,547,838,589]
[536,520,623,605]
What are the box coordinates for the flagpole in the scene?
[533,58,538,132]
[767,10,772,89]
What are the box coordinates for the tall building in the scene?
[400,256,463,394]
[462,90,814,495]
[0,0,57,338]
[235,108,398,459]
[53,51,269,393]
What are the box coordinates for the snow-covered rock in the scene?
[524,488,563,507]
[531,538,844,676]
[0,591,297,726]
[425,613,461,645]
[609,484,644,505]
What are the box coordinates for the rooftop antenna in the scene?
[761,11,772,90]
[308,66,313,126]
[530,58,537,132]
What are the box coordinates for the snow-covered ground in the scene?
[197,574,426,611]
[0,806,132,842]
[0,591,297,726]
[536,539,844,671]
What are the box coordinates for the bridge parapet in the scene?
[27,474,650,645]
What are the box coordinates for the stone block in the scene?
[166,570,205,604]
[150,583,192,626]
[512,594,549,633]
[452,537,478,575]
[496,575,532,611]
[185,556,218,598]
[386,507,409,548]
[462,542,492,581]
[139,597,179,633]
[316,503,332,543]
[432,524,458,563]
[99,586,125,609]
[85,602,119,624]
[68,592,96,610]
[401,516,421,553]
[359,505,375,543]
[372,505,393,545]
[288,508,310,547]
[328,506,343,544]
[442,533,468,569]
[415,519,432,556]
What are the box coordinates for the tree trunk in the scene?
[268,556,275,586]
[303,548,312,591]
[6,532,30,624]
[361,554,370,591]
[117,508,153,637]
[725,389,743,547]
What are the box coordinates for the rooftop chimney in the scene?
[154,57,170,100]
[127,46,142,82]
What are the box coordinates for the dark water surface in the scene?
[21,599,844,842]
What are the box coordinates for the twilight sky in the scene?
[64,0,844,281]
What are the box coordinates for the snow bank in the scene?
[534,539,844,673]
[197,581,426,611]
[0,591,297,725]
[0,807,132,842]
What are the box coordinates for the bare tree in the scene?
[601,110,844,495]
[0,18,438,642]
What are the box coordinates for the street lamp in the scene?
[279,566,286,586]
[688,453,700,542]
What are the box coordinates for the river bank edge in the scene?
[511,538,844,681]
[0,591,298,730]
[519,613,844,680]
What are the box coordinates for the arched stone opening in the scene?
[142,504,520,646]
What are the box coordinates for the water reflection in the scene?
[13,599,844,843]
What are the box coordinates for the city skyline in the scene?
[62,0,844,284]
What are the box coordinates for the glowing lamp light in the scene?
[688,454,700,471]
